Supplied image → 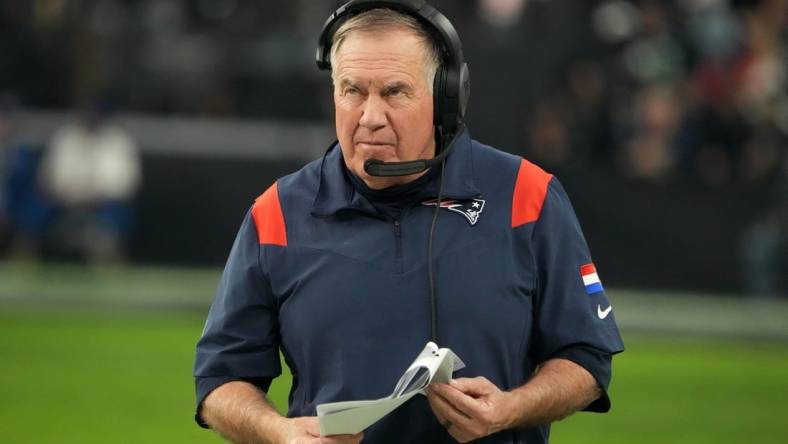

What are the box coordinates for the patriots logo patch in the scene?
[421,198,486,226]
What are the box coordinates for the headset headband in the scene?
[317,1,463,72]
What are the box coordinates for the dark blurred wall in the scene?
[130,154,304,265]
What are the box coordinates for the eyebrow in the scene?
[383,81,412,91]
[339,79,359,89]
[337,78,414,93]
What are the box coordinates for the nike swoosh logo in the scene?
[597,305,613,319]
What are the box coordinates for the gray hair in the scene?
[329,8,442,94]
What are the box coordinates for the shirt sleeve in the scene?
[549,345,613,412]
[193,208,282,427]
[530,178,624,410]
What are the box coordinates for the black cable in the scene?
[427,129,448,344]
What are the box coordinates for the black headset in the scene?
[316,0,470,160]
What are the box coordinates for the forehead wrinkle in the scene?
[335,28,429,64]
[335,53,423,88]
[333,29,430,89]
[336,68,419,88]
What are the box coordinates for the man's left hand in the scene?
[426,377,517,443]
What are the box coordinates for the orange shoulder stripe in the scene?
[511,159,553,228]
[252,182,288,246]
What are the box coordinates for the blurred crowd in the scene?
[1,0,785,182]
[533,0,786,187]
[0,96,141,263]
[0,0,785,293]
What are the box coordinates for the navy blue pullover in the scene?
[194,129,624,443]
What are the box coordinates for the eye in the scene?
[385,87,403,97]
[344,87,359,95]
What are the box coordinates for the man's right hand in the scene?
[276,416,363,444]
[202,381,364,444]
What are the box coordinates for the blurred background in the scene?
[0,0,786,443]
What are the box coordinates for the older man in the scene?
[194,2,623,443]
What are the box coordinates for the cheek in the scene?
[334,104,359,165]
[403,101,434,141]
[335,99,362,129]
[334,103,354,140]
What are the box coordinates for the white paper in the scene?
[317,342,465,436]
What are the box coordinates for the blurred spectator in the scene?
[563,60,616,168]
[448,0,592,152]
[620,85,684,180]
[683,0,742,63]
[478,0,528,29]
[621,0,686,87]
[679,0,788,186]
[740,124,785,183]
[732,0,787,120]
[525,100,571,168]
[683,89,750,185]
[39,101,142,263]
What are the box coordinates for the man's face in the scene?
[333,27,435,189]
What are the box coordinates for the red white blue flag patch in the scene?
[580,263,604,295]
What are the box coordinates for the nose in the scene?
[358,94,388,131]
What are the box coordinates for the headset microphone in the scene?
[364,158,435,177]
[363,124,464,177]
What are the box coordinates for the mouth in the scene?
[356,141,395,148]
[355,141,396,157]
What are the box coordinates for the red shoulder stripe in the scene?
[511,159,553,228]
[252,182,288,246]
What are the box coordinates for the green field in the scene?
[2,305,787,443]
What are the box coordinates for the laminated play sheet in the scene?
[316,342,465,436]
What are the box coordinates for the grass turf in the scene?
[1,306,787,443]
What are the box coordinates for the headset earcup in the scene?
[434,60,466,136]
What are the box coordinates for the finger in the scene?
[431,382,483,418]
[450,377,494,397]
[428,400,466,441]
[428,387,477,430]
[426,389,453,420]
[429,392,477,441]
[438,398,478,440]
